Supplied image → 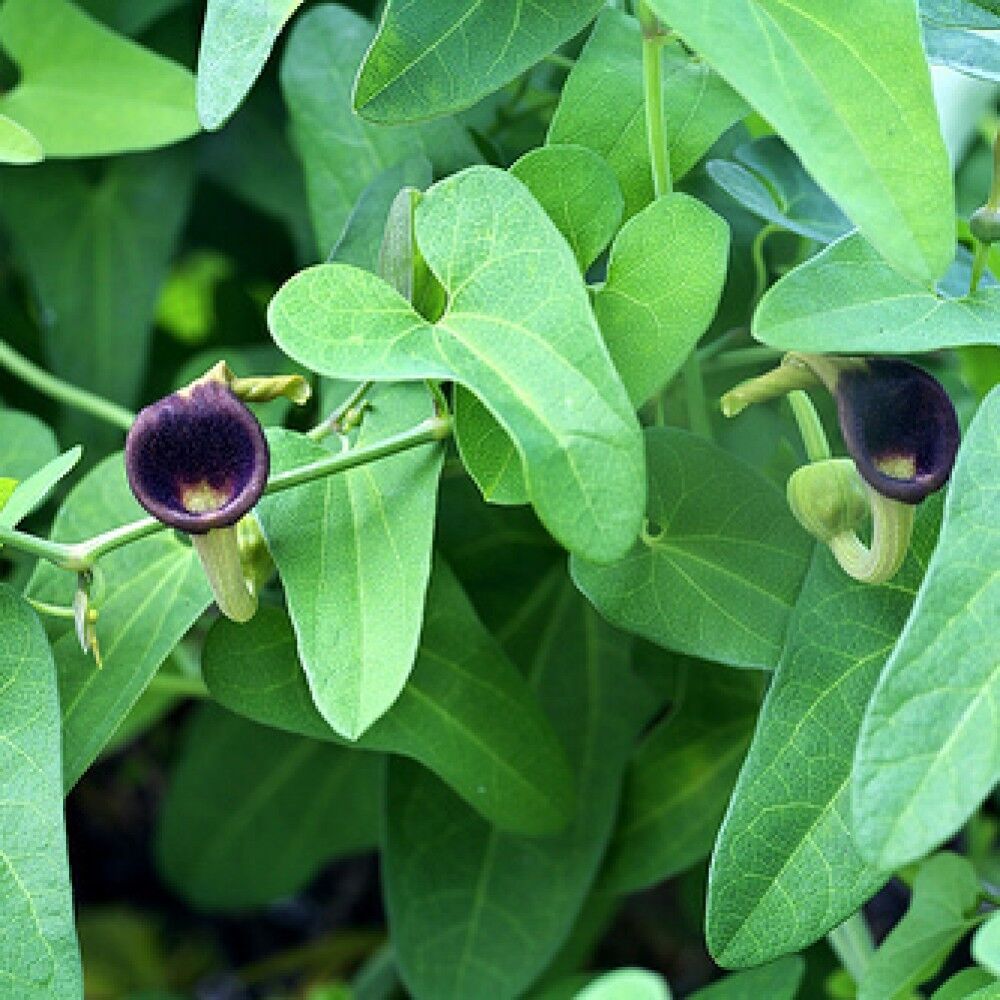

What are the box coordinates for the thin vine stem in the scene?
[638,2,713,438]
[0,413,453,573]
[0,338,135,431]
[308,380,374,440]
[970,239,990,295]
[638,3,672,198]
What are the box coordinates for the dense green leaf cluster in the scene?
[1,0,999,997]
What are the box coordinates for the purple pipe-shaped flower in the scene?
[125,380,269,622]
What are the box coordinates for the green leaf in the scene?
[0,113,42,164]
[256,385,442,739]
[76,0,187,35]
[157,704,381,911]
[0,0,197,156]
[687,957,804,1000]
[281,5,478,256]
[574,969,671,1000]
[593,193,729,406]
[0,150,194,421]
[924,23,1000,81]
[707,137,851,243]
[0,447,82,531]
[858,854,982,1000]
[203,561,576,835]
[647,0,955,283]
[455,146,622,499]
[0,409,58,482]
[453,388,529,506]
[354,0,605,124]
[572,428,812,670]
[509,145,623,272]
[922,0,1000,27]
[0,478,15,511]
[0,586,82,998]
[755,233,1000,353]
[383,575,654,1000]
[706,498,941,967]
[973,911,1000,978]
[548,9,749,220]
[606,663,760,892]
[853,386,1000,870]
[930,969,998,1000]
[269,166,645,563]
[200,88,314,263]
[197,0,306,130]
[331,156,433,271]
[29,454,212,790]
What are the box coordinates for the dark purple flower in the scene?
[834,358,959,504]
[125,381,269,533]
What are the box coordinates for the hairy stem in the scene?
[0,338,135,432]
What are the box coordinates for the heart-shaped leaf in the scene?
[203,561,575,834]
[647,0,955,283]
[509,145,624,273]
[269,166,645,563]
[754,233,1000,354]
[256,384,443,739]
[0,586,82,997]
[572,428,813,670]
[852,386,1000,870]
[383,575,654,1000]
[454,145,625,506]
[0,0,197,156]
[157,704,381,911]
[594,192,729,406]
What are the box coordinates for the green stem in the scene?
[0,339,135,432]
[750,223,782,310]
[25,597,77,621]
[682,353,712,439]
[0,413,454,573]
[639,3,672,198]
[543,52,575,70]
[705,344,783,371]
[970,239,990,295]
[308,380,373,441]
[147,671,209,699]
[787,390,831,462]
[826,911,874,986]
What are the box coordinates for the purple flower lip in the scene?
[125,382,269,534]
[835,358,960,504]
